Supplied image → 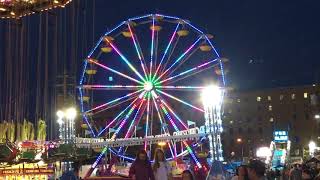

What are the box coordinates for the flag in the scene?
[109,128,116,133]
[135,126,143,131]
[161,123,168,129]
[187,120,196,127]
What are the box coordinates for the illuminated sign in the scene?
[274,131,288,142]
[0,168,54,176]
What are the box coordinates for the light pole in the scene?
[56,107,77,144]
[237,138,244,161]
[201,85,224,162]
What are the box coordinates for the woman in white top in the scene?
[153,148,172,180]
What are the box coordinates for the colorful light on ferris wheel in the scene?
[79,14,226,175]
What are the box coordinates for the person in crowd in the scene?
[232,165,250,180]
[289,164,302,180]
[152,148,172,180]
[182,170,194,180]
[129,149,155,180]
[247,159,267,180]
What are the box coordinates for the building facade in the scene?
[222,84,320,159]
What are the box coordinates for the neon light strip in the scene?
[156,37,202,82]
[144,92,151,150]
[105,39,146,83]
[124,98,145,138]
[85,89,143,114]
[111,104,137,139]
[156,58,219,85]
[155,94,202,168]
[156,90,204,112]
[97,96,141,136]
[88,59,143,85]
[128,23,148,80]
[152,24,180,81]
[92,146,108,168]
[155,85,206,90]
[183,20,204,34]
[151,93,175,158]
[155,14,180,20]
[129,14,153,21]
[159,98,188,130]
[205,36,226,86]
[81,85,143,90]
[79,88,95,137]
[149,17,155,81]
[111,91,146,139]
[79,60,88,85]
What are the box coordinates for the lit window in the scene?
[257,96,261,102]
[291,94,296,100]
[268,105,272,111]
[304,93,308,98]
[230,120,233,124]
[269,117,274,122]
[268,96,272,101]
[237,99,241,103]
[280,95,284,100]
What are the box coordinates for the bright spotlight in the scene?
[201,85,223,107]
[315,114,320,119]
[256,147,272,157]
[56,110,64,119]
[66,107,77,119]
[144,81,153,91]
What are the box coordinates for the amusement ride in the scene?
[77,13,228,177]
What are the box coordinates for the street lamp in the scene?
[201,85,224,162]
[315,114,320,119]
[56,107,77,143]
[236,138,244,161]
[309,141,316,157]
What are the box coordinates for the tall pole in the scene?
[202,86,224,162]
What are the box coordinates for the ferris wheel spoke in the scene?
[97,95,142,137]
[152,24,180,82]
[153,92,202,168]
[111,92,147,139]
[153,91,188,129]
[155,36,202,82]
[127,23,149,80]
[87,59,143,85]
[151,94,176,158]
[79,85,143,91]
[144,92,151,150]
[148,17,155,81]
[92,95,139,116]
[167,46,199,78]
[104,39,146,82]
[156,90,204,112]
[156,58,219,85]
[84,89,143,114]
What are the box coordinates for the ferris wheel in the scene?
[79,14,227,169]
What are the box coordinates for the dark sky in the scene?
[90,0,320,90]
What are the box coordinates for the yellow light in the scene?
[10,11,15,16]
[236,138,242,143]
[158,142,166,146]
[56,110,64,119]
[66,107,76,119]
[0,8,6,11]
[53,0,59,4]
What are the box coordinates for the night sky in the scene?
[90,0,320,90]
[0,0,320,126]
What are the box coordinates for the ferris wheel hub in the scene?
[143,81,154,91]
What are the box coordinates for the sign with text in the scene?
[274,131,288,142]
